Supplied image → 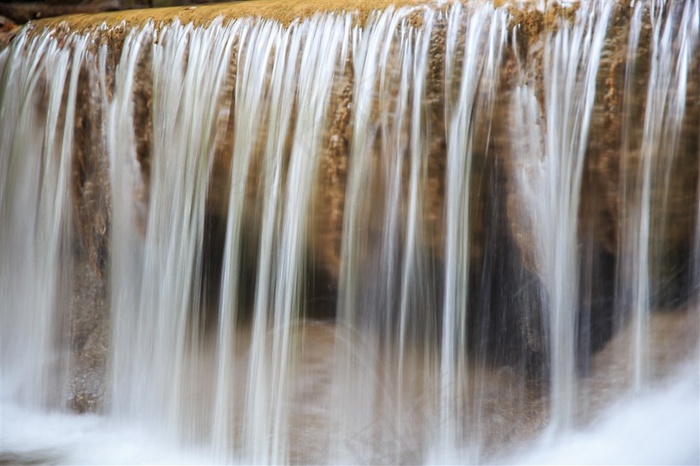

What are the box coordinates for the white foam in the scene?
[5,357,696,465]
[0,401,217,465]
[498,363,700,465]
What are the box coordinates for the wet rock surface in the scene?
[67,257,109,414]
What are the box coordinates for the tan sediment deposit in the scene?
[33,0,430,31]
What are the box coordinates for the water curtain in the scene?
[1,0,698,463]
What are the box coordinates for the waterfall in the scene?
[1,0,698,464]
[1,30,89,408]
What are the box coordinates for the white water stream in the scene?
[1,1,698,464]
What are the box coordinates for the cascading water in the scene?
[1,0,698,464]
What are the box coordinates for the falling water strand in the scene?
[236,19,292,464]
[439,2,507,453]
[395,8,434,458]
[211,18,274,461]
[333,7,402,462]
[0,32,88,408]
[152,19,235,440]
[332,6,447,462]
[629,0,698,391]
[541,2,612,432]
[251,14,349,464]
[108,23,153,423]
[109,20,236,443]
[616,0,644,387]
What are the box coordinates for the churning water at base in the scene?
[2,363,698,464]
[1,0,699,464]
